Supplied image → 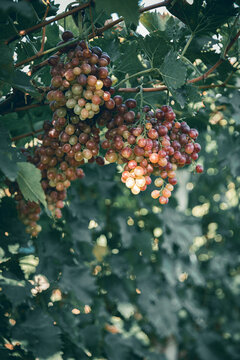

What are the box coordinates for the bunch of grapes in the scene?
[98,102,203,204]
[13,31,115,236]
[12,30,203,237]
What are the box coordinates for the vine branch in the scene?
[118,29,240,92]
[11,128,43,142]
[14,0,174,69]
[5,1,92,45]
[39,2,50,53]
[118,86,168,93]
[139,0,172,13]
[1,103,48,115]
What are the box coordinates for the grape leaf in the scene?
[0,276,32,306]
[167,0,236,35]
[160,50,187,90]
[95,0,140,26]
[12,310,62,358]
[10,70,39,98]
[0,124,19,181]
[17,162,47,208]
[60,264,96,304]
[0,43,14,86]
[139,31,171,67]
[140,11,169,33]
[114,41,145,80]
[172,84,201,108]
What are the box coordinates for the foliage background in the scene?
[0,0,240,359]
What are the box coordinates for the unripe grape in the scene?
[131,184,141,195]
[66,98,77,109]
[81,63,91,74]
[158,157,168,167]
[69,135,78,145]
[73,67,81,75]
[65,69,75,82]
[95,80,103,90]
[81,108,89,119]
[126,177,135,188]
[105,151,118,163]
[196,164,203,173]
[134,166,144,177]
[56,108,67,117]
[151,190,160,199]
[74,151,83,161]
[154,178,164,187]
[121,147,132,159]
[159,196,168,205]
[122,171,130,182]
[149,153,159,163]
[72,83,83,95]
[65,124,75,135]
[135,176,146,188]
[73,104,81,115]
[162,188,171,198]
[82,149,92,160]
[166,184,174,191]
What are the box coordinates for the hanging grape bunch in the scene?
[98,102,203,204]
[13,30,203,237]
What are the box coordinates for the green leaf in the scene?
[104,334,133,360]
[0,275,32,306]
[114,41,145,80]
[96,0,140,26]
[17,162,47,208]
[160,50,187,90]
[0,43,14,86]
[0,124,18,181]
[140,31,171,67]
[60,265,96,304]
[167,0,236,35]
[12,310,62,358]
[172,84,201,108]
[140,11,169,32]
[12,70,39,98]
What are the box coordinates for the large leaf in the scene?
[0,124,18,181]
[140,11,169,33]
[60,264,96,304]
[96,0,140,26]
[167,0,236,35]
[12,310,62,358]
[140,31,171,67]
[17,162,47,208]
[160,50,187,90]
[0,275,32,306]
[0,43,14,79]
[3,70,39,98]
[114,41,145,80]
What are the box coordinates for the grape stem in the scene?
[180,33,194,59]
[115,68,157,89]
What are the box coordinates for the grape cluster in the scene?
[14,31,115,236]
[98,103,203,204]
[12,30,203,237]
